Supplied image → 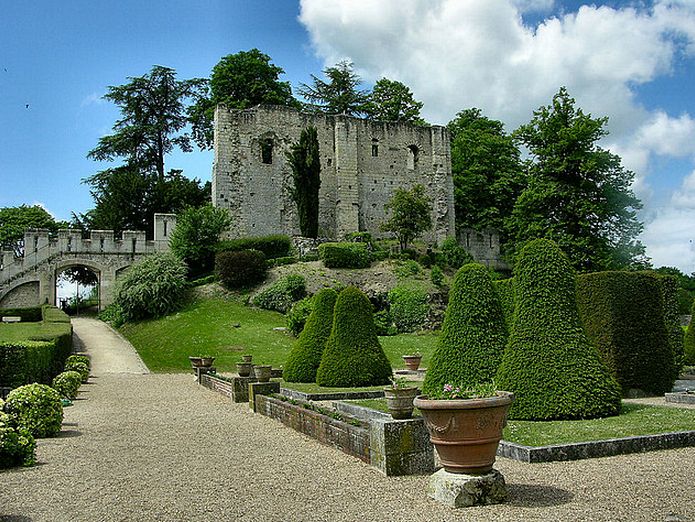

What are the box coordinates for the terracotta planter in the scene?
[414,391,514,475]
[189,356,203,369]
[242,355,253,363]
[253,365,272,382]
[402,355,422,371]
[384,386,419,419]
[200,357,215,368]
[236,362,253,377]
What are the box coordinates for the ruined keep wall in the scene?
[213,105,455,244]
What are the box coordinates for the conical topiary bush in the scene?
[316,287,393,387]
[684,298,695,366]
[283,289,338,383]
[496,238,621,420]
[423,263,508,395]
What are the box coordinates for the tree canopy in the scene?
[286,126,321,238]
[189,49,300,149]
[364,78,425,124]
[380,184,432,251]
[447,108,525,233]
[0,205,67,256]
[299,60,369,116]
[507,88,646,271]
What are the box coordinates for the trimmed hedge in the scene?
[576,271,676,396]
[217,235,292,260]
[495,277,516,329]
[316,287,393,387]
[387,286,429,333]
[4,383,63,438]
[685,298,695,365]
[52,371,82,400]
[65,360,89,382]
[659,274,685,376]
[284,289,338,383]
[318,242,371,269]
[216,249,267,289]
[0,306,42,322]
[423,263,508,395]
[0,405,36,469]
[253,274,306,314]
[496,239,621,421]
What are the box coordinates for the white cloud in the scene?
[81,92,105,107]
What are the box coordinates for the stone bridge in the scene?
[0,214,176,310]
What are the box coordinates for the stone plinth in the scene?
[665,392,695,404]
[427,468,508,508]
[370,417,434,476]
[249,381,280,412]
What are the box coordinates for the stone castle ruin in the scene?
[212,105,456,246]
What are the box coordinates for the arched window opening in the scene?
[407,145,419,170]
[261,139,273,164]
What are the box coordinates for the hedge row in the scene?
[216,249,267,289]
[217,235,292,260]
[0,306,72,388]
[0,306,43,323]
[318,242,371,269]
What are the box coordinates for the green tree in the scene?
[286,126,321,238]
[364,78,425,124]
[80,168,209,237]
[0,205,67,256]
[87,65,205,180]
[189,49,300,149]
[447,109,525,232]
[299,60,368,115]
[380,184,432,251]
[508,88,647,271]
[169,205,232,278]
[684,298,695,365]
[423,263,508,395]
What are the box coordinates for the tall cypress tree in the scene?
[286,126,321,238]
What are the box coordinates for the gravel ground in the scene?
[2,319,695,522]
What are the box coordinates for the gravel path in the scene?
[2,320,695,521]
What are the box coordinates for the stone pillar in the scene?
[334,117,360,239]
[369,417,434,476]
[430,126,456,247]
[249,381,280,412]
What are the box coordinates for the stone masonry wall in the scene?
[213,105,456,246]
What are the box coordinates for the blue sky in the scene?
[2,0,695,273]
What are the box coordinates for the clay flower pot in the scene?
[414,391,514,475]
[253,365,272,382]
[402,355,422,371]
[236,362,253,377]
[242,354,253,363]
[384,386,419,419]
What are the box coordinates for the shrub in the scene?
[388,286,429,333]
[0,408,35,468]
[495,278,516,329]
[0,337,71,389]
[660,274,685,377]
[64,360,89,382]
[318,242,371,269]
[253,274,307,313]
[217,235,292,259]
[65,355,90,370]
[316,287,393,387]
[374,309,397,336]
[52,371,82,400]
[0,306,42,322]
[286,296,314,337]
[439,237,473,269]
[496,239,621,421]
[216,249,267,289]
[284,289,338,383]
[4,383,63,438]
[114,253,188,321]
[423,263,508,395]
[682,298,695,365]
[576,271,676,396]
[430,266,444,287]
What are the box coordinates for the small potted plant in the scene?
[414,381,513,475]
[402,351,423,371]
[383,377,419,419]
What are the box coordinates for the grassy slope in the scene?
[0,322,69,343]
[118,294,440,373]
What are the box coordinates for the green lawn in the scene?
[118,294,440,373]
[0,321,70,343]
[346,398,695,446]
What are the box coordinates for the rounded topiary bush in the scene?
[216,249,267,289]
[64,360,89,382]
[423,263,508,395]
[684,298,695,366]
[52,371,82,400]
[4,383,63,438]
[65,355,90,370]
[0,406,36,469]
[496,239,621,421]
[284,289,338,383]
[115,253,188,320]
[316,287,393,387]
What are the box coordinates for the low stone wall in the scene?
[199,373,257,403]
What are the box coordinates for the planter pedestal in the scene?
[427,468,508,508]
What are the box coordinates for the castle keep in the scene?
[213,105,456,245]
